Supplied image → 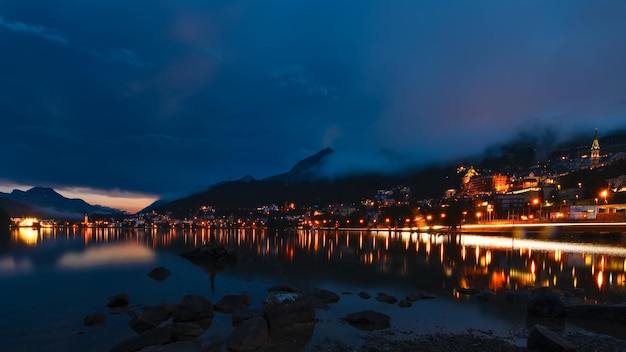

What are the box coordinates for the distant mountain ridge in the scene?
[265,148,334,182]
[148,126,626,216]
[0,186,123,219]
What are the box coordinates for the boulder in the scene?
[358,292,371,300]
[215,294,252,313]
[171,322,206,340]
[375,292,397,304]
[527,287,565,318]
[226,317,269,351]
[344,310,391,331]
[527,324,576,352]
[110,326,177,352]
[108,294,130,308]
[130,304,173,333]
[232,309,264,326]
[263,291,299,309]
[180,242,237,265]
[147,267,171,281]
[264,297,315,329]
[84,313,106,326]
[173,295,214,323]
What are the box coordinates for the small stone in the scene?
[107,294,129,308]
[84,313,106,326]
[375,292,397,304]
[405,294,421,302]
[148,267,171,281]
[398,300,412,308]
[358,292,371,300]
[344,310,391,331]
[420,293,436,300]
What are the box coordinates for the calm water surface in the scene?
[1,227,626,351]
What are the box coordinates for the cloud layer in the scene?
[1,1,626,209]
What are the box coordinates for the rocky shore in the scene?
[81,243,626,352]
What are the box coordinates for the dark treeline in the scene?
[158,166,462,218]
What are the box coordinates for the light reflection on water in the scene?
[5,226,626,300]
[1,226,626,350]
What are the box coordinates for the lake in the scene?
[1,226,625,351]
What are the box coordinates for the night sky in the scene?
[2,1,626,212]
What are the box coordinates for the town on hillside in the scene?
[7,129,626,231]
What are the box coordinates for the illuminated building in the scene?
[590,128,601,169]
[463,174,510,197]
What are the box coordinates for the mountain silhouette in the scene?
[0,187,123,219]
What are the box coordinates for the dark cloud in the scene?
[1,1,626,209]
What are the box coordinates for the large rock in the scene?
[110,326,177,352]
[173,295,214,323]
[527,324,576,352]
[147,267,171,281]
[171,322,206,340]
[130,304,173,333]
[527,287,565,318]
[214,294,252,313]
[344,310,391,331]
[263,291,300,309]
[226,317,269,351]
[180,242,237,265]
[263,297,315,329]
[108,294,130,308]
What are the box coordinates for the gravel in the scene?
[304,330,626,352]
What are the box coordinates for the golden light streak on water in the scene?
[597,271,604,289]
[17,228,39,246]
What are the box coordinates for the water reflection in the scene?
[57,242,156,269]
[6,227,626,303]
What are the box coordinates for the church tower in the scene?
[590,128,600,169]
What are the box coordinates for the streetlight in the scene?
[532,198,541,220]
[600,189,609,204]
